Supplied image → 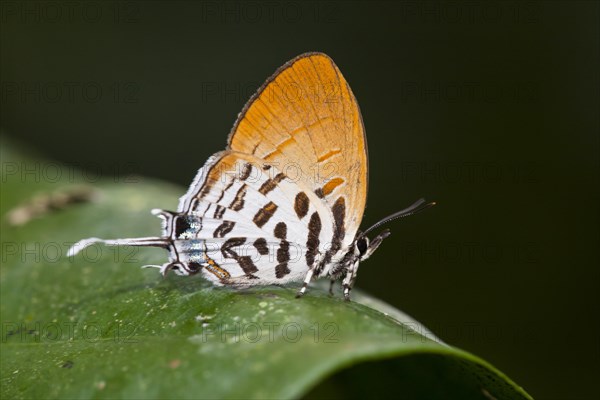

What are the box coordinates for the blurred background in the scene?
[2,1,598,398]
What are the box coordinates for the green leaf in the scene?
[0,138,532,400]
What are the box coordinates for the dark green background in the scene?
[2,1,598,399]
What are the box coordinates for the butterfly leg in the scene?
[328,279,335,296]
[342,281,352,301]
[341,261,360,301]
[295,268,315,298]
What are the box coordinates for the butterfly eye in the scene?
[357,237,369,256]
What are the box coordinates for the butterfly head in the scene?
[354,229,391,262]
[349,198,437,266]
[335,199,436,299]
[332,229,392,300]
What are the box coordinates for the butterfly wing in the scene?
[227,52,368,249]
[69,53,370,288]
[176,151,334,285]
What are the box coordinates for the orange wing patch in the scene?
[317,149,341,163]
[204,256,231,281]
[322,177,345,196]
[227,53,367,243]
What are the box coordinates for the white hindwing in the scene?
[173,151,338,285]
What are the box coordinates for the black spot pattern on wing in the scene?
[230,184,247,211]
[274,222,290,278]
[240,163,252,181]
[306,212,321,268]
[175,216,191,237]
[253,238,269,255]
[259,172,286,195]
[253,202,277,228]
[294,192,309,219]
[213,221,235,238]
[274,221,287,240]
[222,237,259,276]
[187,261,203,274]
[322,197,346,267]
[213,205,226,219]
[215,180,235,205]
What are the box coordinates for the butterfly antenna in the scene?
[362,198,436,236]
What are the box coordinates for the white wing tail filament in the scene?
[67,236,169,257]
[67,208,177,257]
[67,208,202,277]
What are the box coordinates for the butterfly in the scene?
[68,52,434,300]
